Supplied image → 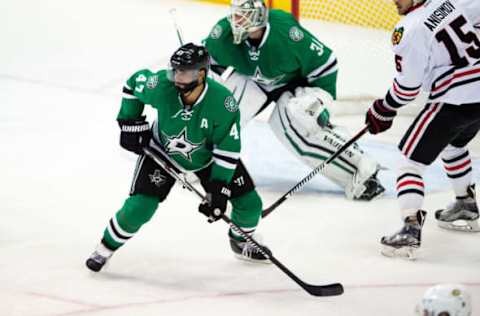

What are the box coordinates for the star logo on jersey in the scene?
[252,67,285,86]
[392,27,404,46]
[149,169,167,187]
[163,127,202,161]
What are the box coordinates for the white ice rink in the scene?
[1,0,479,315]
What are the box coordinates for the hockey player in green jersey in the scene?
[86,43,269,272]
[203,0,385,200]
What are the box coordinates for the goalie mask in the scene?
[415,284,472,316]
[229,0,268,44]
[168,43,210,94]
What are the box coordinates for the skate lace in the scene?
[240,234,263,258]
[241,243,254,258]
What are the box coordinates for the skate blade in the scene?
[233,253,272,264]
[381,245,418,260]
[437,219,480,232]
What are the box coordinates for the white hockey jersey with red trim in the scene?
[383,0,480,109]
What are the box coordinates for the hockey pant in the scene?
[396,102,480,219]
[101,155,263,250]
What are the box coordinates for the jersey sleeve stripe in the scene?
[122,85,138,100]
[385,82,419,109]
[430,66,480,99]
[306,55,338,81]
[213,152,238,165]
[122,93,138,100]
[213,158,237,170]
[385,91,407,110]
[393,81,420,97]
[394,79,421,91]
[212,148,240,160]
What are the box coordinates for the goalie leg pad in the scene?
[268,90,383,200]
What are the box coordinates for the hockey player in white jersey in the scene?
[204,0,385,201]
[365,0,480,259]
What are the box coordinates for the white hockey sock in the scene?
[441,146,473,198]
[397,172,425,219]
[230,226,255,241]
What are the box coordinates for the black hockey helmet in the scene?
[170,43,210,73]
[168,43,210,94]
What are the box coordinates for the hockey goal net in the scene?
[289,0,429,117]
[292,0,400,30]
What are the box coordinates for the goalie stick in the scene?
[262,125,369,218]
[169,8,185,45]
[143,146,344,297]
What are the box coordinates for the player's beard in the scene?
[175,80,199,95]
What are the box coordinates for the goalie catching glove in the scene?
[199,180,231,223]
[365,99,397,134]
[117,116,152,154]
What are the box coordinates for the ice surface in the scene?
[1,0,478,315]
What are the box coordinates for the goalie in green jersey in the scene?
[85,43,270,272]
[203,0,385,200]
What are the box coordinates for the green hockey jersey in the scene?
[204,9,338,98]
[117,69,241,183]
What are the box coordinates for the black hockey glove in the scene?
[117,116,152,155]
[199,180,231,223]
[365,99,397,134]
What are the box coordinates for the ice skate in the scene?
[381,210,426,260]
[229,232,271,264]
[357,171,385,201]
[85,242,114,272]
[435,185,480,232]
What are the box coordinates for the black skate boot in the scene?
[229,231,271,264]
[86,242,114,272]
[435,184,480,232]
[357,171,385,201]
[381,210,427,260]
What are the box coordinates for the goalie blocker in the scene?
[210,68,384,200]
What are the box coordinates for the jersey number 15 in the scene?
[435,15,480,67]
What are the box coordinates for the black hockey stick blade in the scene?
[302,282,344,297]
[268,255,344,297]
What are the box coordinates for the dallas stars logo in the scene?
[163,127,202,161]
[149,169,167,187]
[252,67,285,86]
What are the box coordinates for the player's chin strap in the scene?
[262,125,370,218]
[143,146,344,297]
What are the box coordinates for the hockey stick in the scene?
[262,125,369,218]
[143,146,344,297]
[169,8,185,45]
